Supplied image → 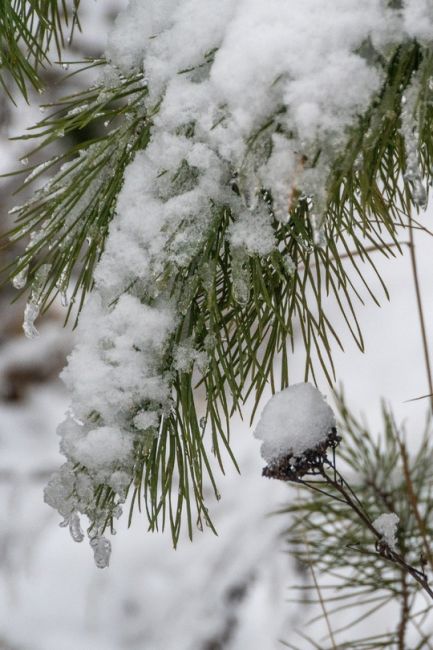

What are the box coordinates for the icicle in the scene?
[12,265,29,290]
[310,212,326,249]
[400,76,427,210]
[90,536,112,569]
[23,302,40,339]
[283,255,297,277]
[59,512,84,542]
[69,512,84,543]
[353,152,364,171]
[22,264,51,338]
[231,247,250,306]
[412,177,427,209]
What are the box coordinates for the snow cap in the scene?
[254,382,336,463]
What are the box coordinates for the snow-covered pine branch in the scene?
[3,0,433,564]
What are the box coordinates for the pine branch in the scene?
[2,62,150,323]
[3,38,433,551]
[0,0,81,101]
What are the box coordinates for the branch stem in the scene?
[408,210,433,413]
[313,462,433,600]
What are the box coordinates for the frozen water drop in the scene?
[90,536,111,569]
[283,255,297,277]
[60,291,69,307]
[413,178,427,209]
[23,301,40,339]
[20,157,29,167]
[69,512,84,543]
[62,63,70,71]
[12,265,28,290]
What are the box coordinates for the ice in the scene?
[90,536,112,569]
[59,512,85,543]
[22,302,40,340]
[12,265,29,290]
[373,512,399,552]
[254,383,336,463]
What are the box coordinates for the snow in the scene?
[254,383,336,463]
[373,512,399,552]
[228,207,276,256]
[67,426,134,470]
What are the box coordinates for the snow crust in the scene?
[373,512,399,552]
[45,0,433,554]
[254,383,336,463]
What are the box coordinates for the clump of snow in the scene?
[228,207,276,256]
[173,339,209,374]
[133,410,159,431]
[254,383,336,464]
[68,426,134,470]
[373,512,399,552]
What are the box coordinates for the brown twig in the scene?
[397,435,433,573]
[408,205,433,413]
[318,463,433,600]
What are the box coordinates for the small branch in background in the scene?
[397,434,433,573]
[263,427,433,600]
[302,532,337,650]
[397,570,409,650]
[408,207,433,414]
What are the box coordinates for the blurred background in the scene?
[0,3,432,648]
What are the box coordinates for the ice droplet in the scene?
[59,512,84,542]
[62,63,70,71]
[60,291,69,307]
[90,536,111,569]
[20,157,29,166]
[23,301,40,339]
[412,177,427,209]
[310,213,326,248]
[12,265,29,290]
[283,255,297,277]
[69,512,84,543]
[231,248,250,306]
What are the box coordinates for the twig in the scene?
[407,206,433,413]
[314,460,433,599]
[396,436,433,573]
[398,568,410,650]
[303,531,338,650]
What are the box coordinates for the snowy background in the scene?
[0,3,433,649]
